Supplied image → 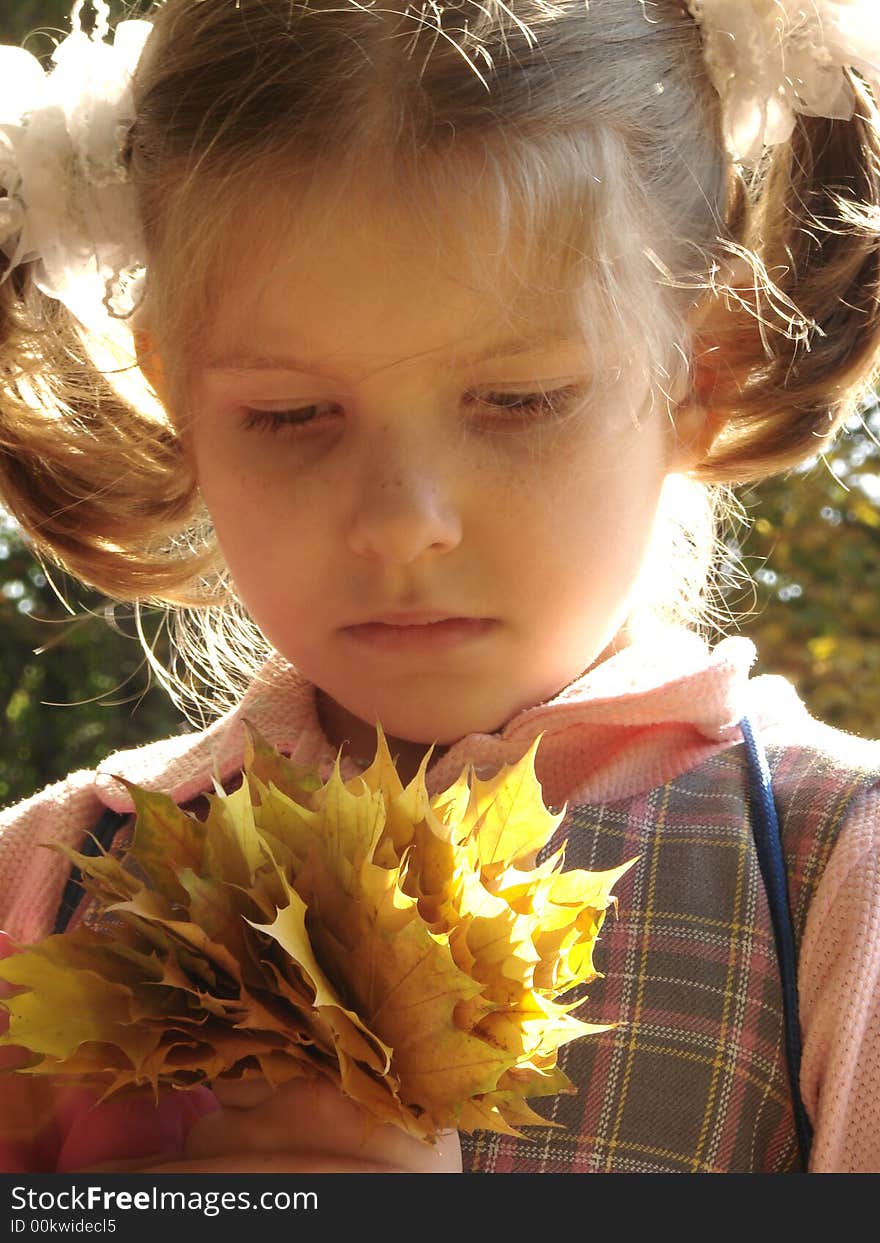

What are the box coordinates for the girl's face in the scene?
[183,193,700,765]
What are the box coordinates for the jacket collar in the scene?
[95,628,807,812]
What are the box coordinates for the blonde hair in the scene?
[1,0,879,718]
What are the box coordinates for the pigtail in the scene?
[696,76,880,483]
[0,251,219,607]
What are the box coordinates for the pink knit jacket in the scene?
[1,629,878,1172]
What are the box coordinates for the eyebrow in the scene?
[204,334,581,374]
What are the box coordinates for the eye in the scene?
[241,403,339,435]
[468,384,584,420]
[239,384,585,436]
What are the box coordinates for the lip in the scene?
[352,609,473,626]
[341,613,497,653]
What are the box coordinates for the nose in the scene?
[345,426,463,565]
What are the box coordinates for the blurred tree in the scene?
[733,401,880,739]
[1,0,151,48]
[0,0,74,49]
[0,517,186,810]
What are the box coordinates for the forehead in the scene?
[191,175,599,379]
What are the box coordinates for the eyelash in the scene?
[240,385,584,435]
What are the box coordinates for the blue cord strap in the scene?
[740,715,813,1170]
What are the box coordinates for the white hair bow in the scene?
[687,0,880,163]
[0,2,152,337]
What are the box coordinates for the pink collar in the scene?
[95,629,808,812]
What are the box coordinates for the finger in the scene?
[211,1077,277,1109]
[186,1078,461,1172]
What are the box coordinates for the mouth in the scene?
[341,612,497,652]
[355,609,478,626]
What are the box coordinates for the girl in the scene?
[0,0,879,1174]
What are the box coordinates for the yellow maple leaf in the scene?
[0,723,635,1142]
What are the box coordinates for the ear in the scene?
[669,404,722,472]
[667,349,725,472]
[133,328,168,406]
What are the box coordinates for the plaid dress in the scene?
[460,736,880,1173]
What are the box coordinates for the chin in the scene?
[349,690,513,749]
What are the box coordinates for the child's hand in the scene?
[0,932,60,1172]
[144,1076,461,1174]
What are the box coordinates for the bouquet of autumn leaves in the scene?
[0,725,633,1143]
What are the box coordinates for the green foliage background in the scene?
[2,1,879,811]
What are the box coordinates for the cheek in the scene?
[197,449,330,565]
[515,424,666,544]
[511,434,669,613]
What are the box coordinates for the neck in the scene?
[314,690,448,785]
